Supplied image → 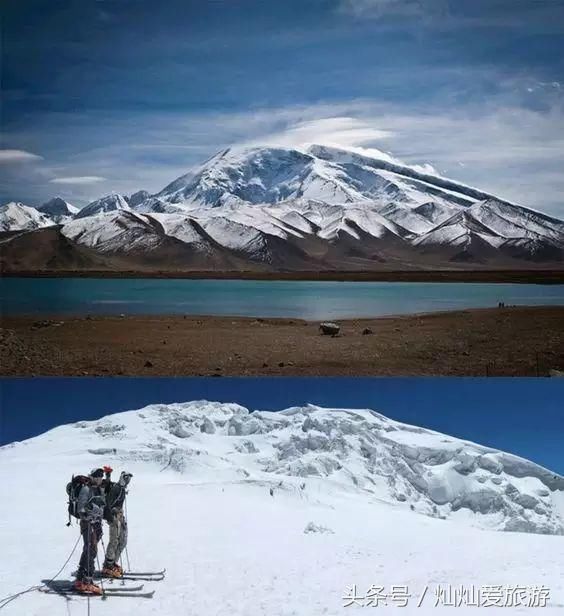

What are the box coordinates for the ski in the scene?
[40,588,155,599]
[75,569,166,582]
[122,569,166,577]
[117,574,165,582]
[41,580,144,593]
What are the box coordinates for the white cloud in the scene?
[240,100,564,215]
[3,92,564,218]
[245,115,390,154]
[49,176,106,185]
[0,149,43,163]
[244,115,439,173]
[339,0,448,19]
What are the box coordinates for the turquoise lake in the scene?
[1,278,563,319]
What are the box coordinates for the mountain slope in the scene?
[37,197,78,224]
[4,144,564,270]
[469,199,564,245]
[62,210,254,270]
[0,201,55,232]
[0,402,563,616]
[74,193,132,219]
[153,145,486,211]
[0,226,113,272]
[413,211,506,262]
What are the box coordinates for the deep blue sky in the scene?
[1,0,563,215]
[1,377,563,474]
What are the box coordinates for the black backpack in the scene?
[66,475,91,523]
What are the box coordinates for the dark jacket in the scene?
[103,481,127,522]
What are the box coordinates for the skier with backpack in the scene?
[67,468,107,594]
[102,470,133,578]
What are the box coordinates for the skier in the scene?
[102,471,133,578]
[73,468,106,594]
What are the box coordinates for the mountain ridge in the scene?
[3,401,563,535]
[2,144,563,271]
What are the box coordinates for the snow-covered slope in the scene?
[127,190,151,208]
[414,211,502,248]
[62,210,164,253]
[3,402,563,534]
[4,144,564,268]
[1,402,563,615]
[153,145,484,211]
[469,199,564,245]
[37,197,78,224]
[59,210,257,269]
[74,193,132,219]
[0,201,55,232]
[134,145,564,265]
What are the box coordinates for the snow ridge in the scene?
[0,202,55,232]
[2,145,563,266]
[7,401,563,536]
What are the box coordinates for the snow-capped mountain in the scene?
[126,190,151,208]
[74,193,132,219]
[63,210,166,253]
[2,144,564,270]
[469,199,564,244]
[37,197,78,224]
[0,201,55,233]
[155,145,481,211]
[60,210,250,270]
[1,402,563,615]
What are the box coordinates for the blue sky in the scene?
[1,377,563,474]
[1,0,563,215]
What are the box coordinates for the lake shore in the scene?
[2,306,563,376]
[2,269,564,283]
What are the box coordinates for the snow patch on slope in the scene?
[62,210,162,253]
[74,194,132,219]
[0,201,55,232]
[37,197,78,224]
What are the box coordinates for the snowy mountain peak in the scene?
[4,145,564,266]
[8,401,563,535]
[127,190,151,207]
[74,193,131,219]
[148,143,512,216]
[62,209,160,253]
[38,197,78,223]
[0,201,55,232]
[156,146,318,208]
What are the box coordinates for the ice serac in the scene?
[37,197,79,224]
[8,402,562,536]
[74,193,132,219]
[0,201,55,232]
[3,401,564,615]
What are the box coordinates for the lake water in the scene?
[1,278,563,319]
